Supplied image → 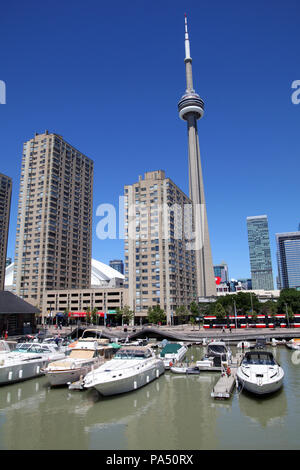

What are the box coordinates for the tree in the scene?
[175,305,189,324]
[214,303,226,319]
[84,306,91,325]
[190,301,199,317]
[260,300,277,315]
[147,305,166,324]
[91,307,98,325]
[120,305,134,325]
[115,307,123,326]
[277,289,300,315]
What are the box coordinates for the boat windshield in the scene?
[242,352,276,366]
[115,348,151,359]
[15,344,45,354]
[208,344,227,355]
[0,341,10,352]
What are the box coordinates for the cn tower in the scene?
[178,15,216,297]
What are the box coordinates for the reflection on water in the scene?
[0,346,299,449]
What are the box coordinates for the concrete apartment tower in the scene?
[0,173,12,290]
[13,132,93,308]
[124,170,197,324]
[178,16,216,298]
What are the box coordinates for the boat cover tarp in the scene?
[160,343,182,357]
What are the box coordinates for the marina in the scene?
[0,332,300,449]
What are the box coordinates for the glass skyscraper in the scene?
[276,232,300,289]
[247,215,274,290]
[213,262,229,283]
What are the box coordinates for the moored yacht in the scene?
[44,339,111,387]
[159,343,188,369]
[0,342,66,385]
[196,341,232,371]
[236,350,284,395]
[286,338,300,350]
[83,345,165,396]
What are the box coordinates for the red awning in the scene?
[68,311,105,317]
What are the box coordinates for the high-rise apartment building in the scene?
[124,170,197,323]
[0,173,12,290]
[109,259,124,275]
[13,131,93,307]
[247,215,274,290]
[276,232,300,289]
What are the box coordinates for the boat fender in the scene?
[169,361,173,367]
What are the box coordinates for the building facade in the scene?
[0,173,12,290]
[43,287,127,321]
[124,170,197,323]
[109,259,124,275]
[276,232,300,289]
[247,215,274,290]
[13,131,93,308]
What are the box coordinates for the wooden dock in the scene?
[211,354,241,400]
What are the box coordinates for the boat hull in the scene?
[0,358,48,385]
[236,370,284,395]
[85,360,165,396]
[45,359,102,387]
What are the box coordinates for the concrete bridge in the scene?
[67,325,300,344]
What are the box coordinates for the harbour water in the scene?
[0,345,299,450]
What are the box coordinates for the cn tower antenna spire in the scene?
[184,14,191,61]
[183,14,194,92]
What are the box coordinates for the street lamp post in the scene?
[233,300,237,330]
[285,303,290,328]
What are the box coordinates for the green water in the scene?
[0,346,299,450]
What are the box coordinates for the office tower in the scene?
[178,15,216,298]
[13,131,93,307]
[124,170,197,323]
[276,232,300,289]
[214,262,229,283]
[109,259,124,275]
[246,215,274,290]
[0,173,12,290]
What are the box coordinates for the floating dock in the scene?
[211,355,241,400]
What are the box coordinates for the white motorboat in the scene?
[159,342,188,369]
[286,338,300,350]
[170,364,200,375]
[236,350,284,395]
[196,341,232,371]
[270,338,286,346]
[0,342,66,385]
[83,345,165,396]
[44,340,108,387]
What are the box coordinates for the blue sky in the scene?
[0,0,299,283]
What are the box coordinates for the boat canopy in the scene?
[69,349,96,359]
[160,344,183,357]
